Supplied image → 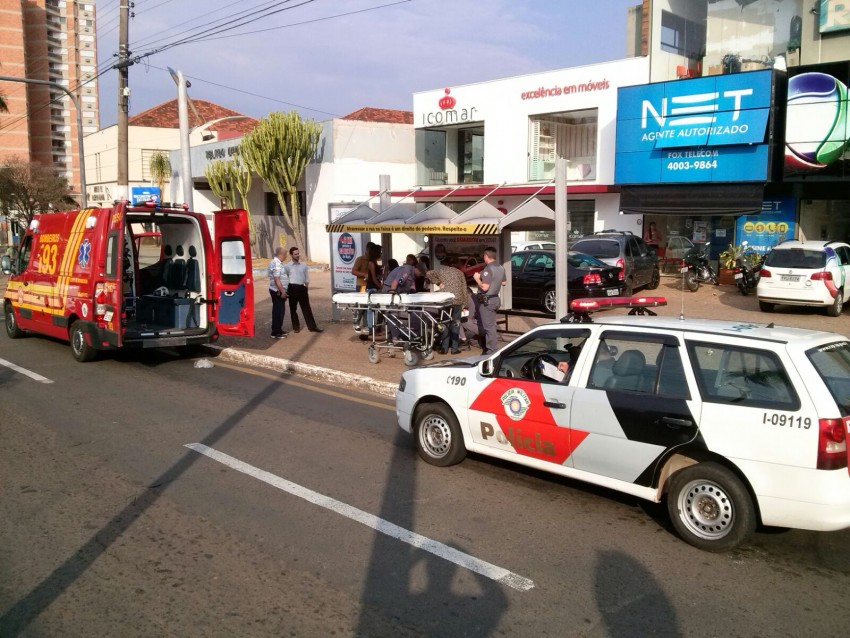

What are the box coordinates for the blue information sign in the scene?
[130,186,161,205]
[616,70,773,184]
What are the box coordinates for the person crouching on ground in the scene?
[426,261,468,355]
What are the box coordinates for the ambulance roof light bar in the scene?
[561,296,668,323]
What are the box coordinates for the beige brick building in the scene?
[0,0,99,202]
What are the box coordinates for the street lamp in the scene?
[192,115,252,142]
[167,67,193,208]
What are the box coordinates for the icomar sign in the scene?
[615,70,773,184]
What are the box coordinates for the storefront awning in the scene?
[406,201,456,224]
[448,201,504,233]
[325,200,501,234]
[619,183,764,216]
[499,197,555,231]
[331,203,380,224]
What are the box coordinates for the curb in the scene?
[202,345,399,399]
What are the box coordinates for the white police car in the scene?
[395,297,850,552]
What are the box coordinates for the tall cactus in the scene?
[204,157,258,254]
[204,160,237,208]
[238,111,321,256]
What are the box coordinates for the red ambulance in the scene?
[2,201,254,361]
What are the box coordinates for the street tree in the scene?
[239,111,320,256]
[148,151,171,202]
[0,158,76,229]
[204,156,257,255]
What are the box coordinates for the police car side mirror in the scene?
[1,255,11,274]
[479,359,493,377]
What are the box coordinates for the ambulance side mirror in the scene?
[1,255,11,274]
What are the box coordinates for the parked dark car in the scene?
[511,250,623,313]
[570,230,660,296]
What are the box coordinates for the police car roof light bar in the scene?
[561,296,668,323]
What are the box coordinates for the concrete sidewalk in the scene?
[209,268,849,398]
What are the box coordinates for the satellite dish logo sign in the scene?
[786,71,850,172]
[337,233,356,264]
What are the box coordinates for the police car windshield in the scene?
[807,341,850,416]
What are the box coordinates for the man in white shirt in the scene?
[268,246,289,339]
[283,246,322,333]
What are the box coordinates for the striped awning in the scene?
[324,222,499,235]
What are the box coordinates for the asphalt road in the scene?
[2,334,850,637]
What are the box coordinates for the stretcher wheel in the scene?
[423,349,434,361]
[403,349,419,367]
[367,346,380,364]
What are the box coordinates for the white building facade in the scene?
[408,57,651,241]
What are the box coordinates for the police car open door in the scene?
[213,209,254,337]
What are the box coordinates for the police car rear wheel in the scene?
[5,304,24,339]
[667,462,755,552]
[414,403,466,467]
[70,321,97,362]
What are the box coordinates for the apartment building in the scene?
[0,0,98,202]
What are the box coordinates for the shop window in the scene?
[458,127,484,184]
[529,110,597,182]
[415,129,447,186]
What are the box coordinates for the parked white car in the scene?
[757,240,850,316]
[512,241,556,252]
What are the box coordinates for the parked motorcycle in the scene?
[681,245,719,292]
[733,247,763,296]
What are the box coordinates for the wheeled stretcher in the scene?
[332,291,457,365]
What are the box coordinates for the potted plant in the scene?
[718,243,744,285]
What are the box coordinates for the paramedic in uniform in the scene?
[269,246,289,339]
[284,246,323,333]
[466,247,505,355]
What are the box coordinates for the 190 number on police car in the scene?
[763,413,811,429]
[446,376,466,386]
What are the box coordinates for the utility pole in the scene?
[115,2,131,202]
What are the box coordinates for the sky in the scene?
[95,0,640,126]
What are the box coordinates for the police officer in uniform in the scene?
[466,247,505,355]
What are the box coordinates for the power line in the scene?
[146,64,340,118]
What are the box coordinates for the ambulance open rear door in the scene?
[213,209,254,337]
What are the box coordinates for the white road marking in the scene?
[0,358,53,384]
[185,443,535,592]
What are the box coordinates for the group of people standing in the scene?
[267,241,507,357]
[268,246,323,339]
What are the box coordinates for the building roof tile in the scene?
[341,107,413,124]
[129,99,258,135]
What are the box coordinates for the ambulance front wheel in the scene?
[666,462,756,552]
[4,303,24,339]
[70,321,98,362]
[413,402,466,467]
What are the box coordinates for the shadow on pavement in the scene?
[356,429,508,636]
